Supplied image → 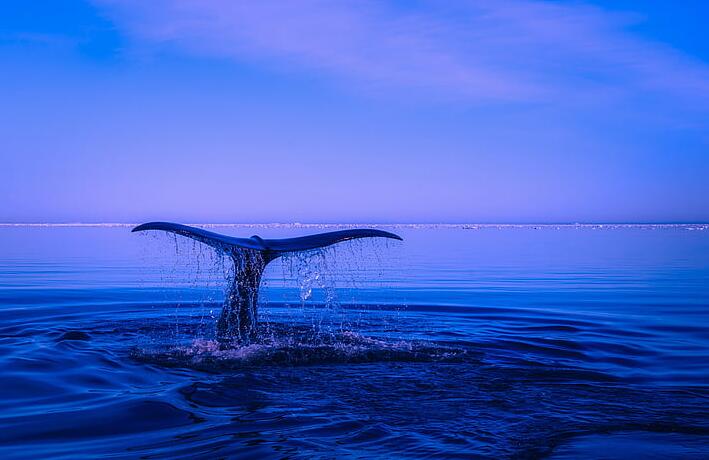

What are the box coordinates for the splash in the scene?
[133,222,402,342]
[130,230,440,368]
[132,223,407,363]
[132,327,477,370]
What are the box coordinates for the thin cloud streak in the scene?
[97,0,709,107]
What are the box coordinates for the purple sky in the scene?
[1,0,708,223]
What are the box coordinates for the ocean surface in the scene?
[1,224,708,459]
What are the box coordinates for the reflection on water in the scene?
[0,225,708,458]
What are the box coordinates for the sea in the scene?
[0,224,708,459]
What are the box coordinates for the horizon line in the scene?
[1,222,708,228]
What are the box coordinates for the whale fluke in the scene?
[132,222,401,252]
[132,222,266,250]
[133,222,402,343]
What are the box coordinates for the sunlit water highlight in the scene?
[0,225,708,458]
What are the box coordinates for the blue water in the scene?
[1,225,708,458]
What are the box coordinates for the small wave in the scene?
[56,330,92,342]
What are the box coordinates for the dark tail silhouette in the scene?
[132,222,402,343]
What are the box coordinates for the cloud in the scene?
[95,0,709,106]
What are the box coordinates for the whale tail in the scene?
[132,222,402,342]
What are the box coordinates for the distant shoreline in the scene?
[1,223,707,229]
